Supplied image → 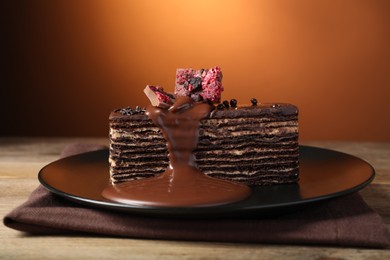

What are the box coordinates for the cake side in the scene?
[109,103,299,185]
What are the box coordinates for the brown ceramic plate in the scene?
[38,146,375,218]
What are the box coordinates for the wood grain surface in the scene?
[1,138,389,259]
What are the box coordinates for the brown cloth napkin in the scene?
[3,144,390,248]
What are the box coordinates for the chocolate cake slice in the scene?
[109,102,299,185]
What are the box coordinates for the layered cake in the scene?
[109,67,299,186]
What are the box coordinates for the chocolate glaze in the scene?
[209,103,298,118]
[103,98,251,207]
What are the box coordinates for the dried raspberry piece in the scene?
[144,85,175,108]
[200,66,223,103]
[175,68,203,97]
[175,66,223,103]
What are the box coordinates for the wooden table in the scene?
[1,138,389,259]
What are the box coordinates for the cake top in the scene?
[110,102,298,120]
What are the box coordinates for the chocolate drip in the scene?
[102,99,251,207]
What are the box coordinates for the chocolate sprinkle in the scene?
[251,98,258,106]
[223,100,230,108]
[230,99,237,108]
[217,103,225,110]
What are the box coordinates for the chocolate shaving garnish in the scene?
[144,85,175,108]
[118,106,146,115]
[168,96,193,113]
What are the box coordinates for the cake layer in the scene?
[108,103,299,185]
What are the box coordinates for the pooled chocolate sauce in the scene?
[102,98,251,207]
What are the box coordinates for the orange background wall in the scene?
[2,0,390,141]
